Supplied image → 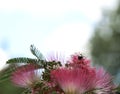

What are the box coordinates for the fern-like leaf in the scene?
[6,57,38,64]
[30,44,44,60]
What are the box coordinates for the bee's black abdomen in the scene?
[78,54,83,60]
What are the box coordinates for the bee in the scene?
[78,54,84,60]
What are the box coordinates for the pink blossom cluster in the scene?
[11,53,115,94]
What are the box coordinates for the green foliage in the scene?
[7,57,38,64]
[7,44,44,64]
[90,1,120,76]
[6,45,47,68]
[0,64,16,83]
[30,44,44,60]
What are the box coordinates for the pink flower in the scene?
[66,53,115,93]
[11,64,41,88]
[50,52,115,94]
[94,68,115,94]
[45,52,65,64]
[66,53,91,69]
[51,67,115,94]
[51,67,96,94]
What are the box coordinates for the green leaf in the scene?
[30,44,44,60]
[0,73,11,83]
[0,64,16,83]
[6,57,38,64]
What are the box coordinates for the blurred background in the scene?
[0,0,120,94]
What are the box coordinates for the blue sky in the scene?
[0,0,116,69]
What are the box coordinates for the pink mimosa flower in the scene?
[94,68,115,94]
[66,53,91,69]
[50,53,115,94]
[51,67,115,94]
[51,67,96,94]
[11,64,41,88]
[45,52,65,64]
